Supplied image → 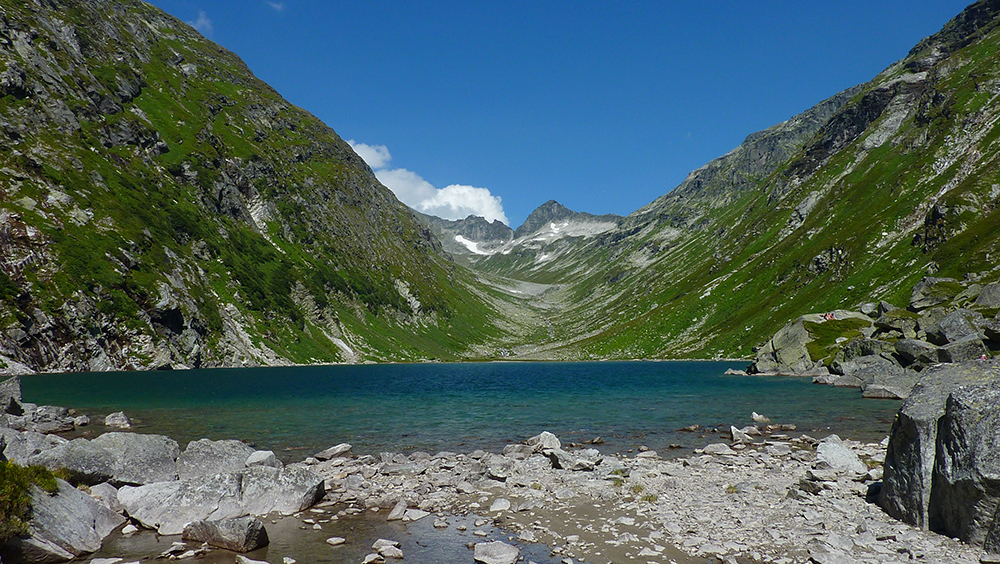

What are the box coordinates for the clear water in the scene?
[20,361,900,458]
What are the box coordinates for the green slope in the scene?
[0,0,506,372]
[471,0,1000,361]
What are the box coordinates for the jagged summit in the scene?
[515,200,622,238]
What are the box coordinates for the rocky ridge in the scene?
[414,211,514,260]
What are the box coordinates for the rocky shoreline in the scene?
[1,369,992,564]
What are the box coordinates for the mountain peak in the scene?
[514,201,622,238]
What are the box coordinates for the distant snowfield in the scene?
[468,219,616,257]
[454,235,490,255]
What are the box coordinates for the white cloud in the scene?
[348,140,509,225]
[346,140,392,170]
[267,2,285,12]
[188,11,213,35]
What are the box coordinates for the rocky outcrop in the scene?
[750,311,873,376]
[749,274,1000,401]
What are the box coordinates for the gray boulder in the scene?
[474,541,519,564]
[88,482,123,514]
[876,309,919,340]
[545,448,600,471]
[1,429,67,465]
[314,443,352,461]
[979,318,1000,343]
[925,310,979,345]
[833,339,895,366]
[28,432,180,485]
[103,412,132,429]
[182,516,269,552]
[178,439,256,480]
[880,361,1000,529]
[894,339,939,366]
[7,479,124,563]
[815,435,866,475]
[0,376,23,415]
[927,380,1000,551]
[526,431,561,452]
[752,316,814,374]
[975,283,1000,308]
[481,453,514,480]
[118,466,324,535]
[245,450,281,468]
[910,277,960,311]
[861,367,921,400]
[26,406,75,434]
[812,373,861,387]
[938,335,989,363]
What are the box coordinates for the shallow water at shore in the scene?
[90,510,569,564]
[22,361,899,459]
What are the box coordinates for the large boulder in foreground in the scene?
[880,360,1000,529]
[28,432,180,485]
[927,380,1000,552]
[5,479,124,563]
[118,466,324,535]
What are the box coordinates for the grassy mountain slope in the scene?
[0,0,507,373]
[472,0,1000,361]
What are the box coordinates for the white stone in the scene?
[473,541,519,564]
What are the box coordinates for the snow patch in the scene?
[454,235,492,256]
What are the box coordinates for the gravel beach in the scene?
[273,430,983,564]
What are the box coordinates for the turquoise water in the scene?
[21,361,900,458]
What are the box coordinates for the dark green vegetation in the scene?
[0,462,57,541]
[3,0,1000,372]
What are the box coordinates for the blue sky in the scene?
[146,1,972,228]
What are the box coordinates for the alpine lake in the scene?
[21,361,902,564]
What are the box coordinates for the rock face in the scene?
[927,380,1000,552]
[880,361,1000,533]
[8,479,124,563]
[182,516,269,553]
[118,466,325,535]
